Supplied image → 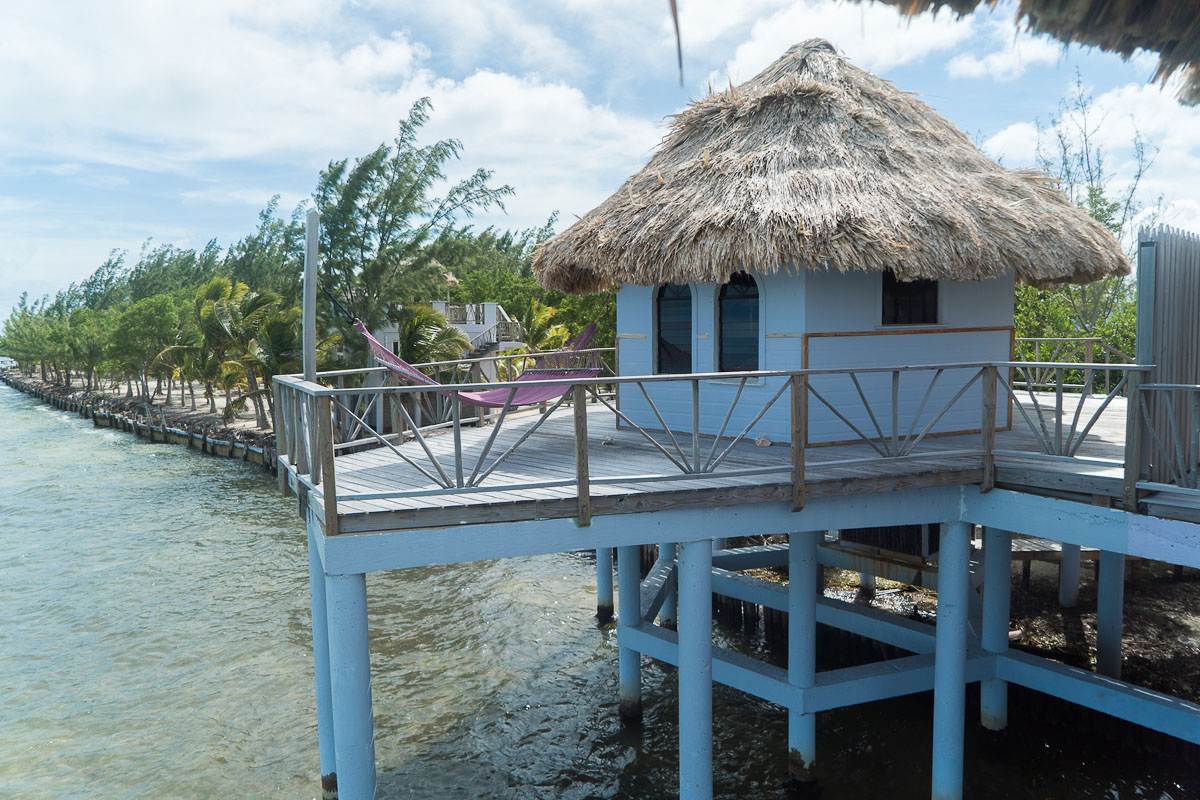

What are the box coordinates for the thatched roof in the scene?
[533,39,1129,295]
[864,0,1200,105]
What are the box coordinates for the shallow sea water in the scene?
[0,385,1194,799]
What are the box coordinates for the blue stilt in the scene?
[980,526,1012,732]
[788,531,818,783]
[1059,543,1081,608]
[325,572,376,800]
[1096,550,1125,678]
[677,539,713,800]
[660,542,678,629]
[596,547,614,624]
[616,544,643,721]
[307,521,338,794]
[932,521,970,800]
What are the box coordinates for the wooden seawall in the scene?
[0,372,277,471]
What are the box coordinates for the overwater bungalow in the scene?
[274,40,1200,800]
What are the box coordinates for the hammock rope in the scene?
[353,320,602,409]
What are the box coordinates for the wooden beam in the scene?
[1124,370,1143,512]
[791,374,807,510]
[318,395,340,536]
[981,365,997,492]
[574,384,591,526]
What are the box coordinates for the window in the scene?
[656,284,692,373]
[882,270,938,325]
[391,341,400,356]
[718,272,759,371]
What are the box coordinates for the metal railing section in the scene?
[1014,337,1133,394]
[275,358,1200,534]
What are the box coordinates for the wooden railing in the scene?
[1014,337,1133,394]
[443,303,485,325]
[468,320,524,351]
[275,359,1198,534]
[1137,384,1200,493]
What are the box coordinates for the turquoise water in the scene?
[0,385,1194,799]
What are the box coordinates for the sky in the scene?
[2,0,1198,322]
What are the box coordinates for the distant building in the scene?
[372,301,524,372]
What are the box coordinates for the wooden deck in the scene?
[287,392,1159,535]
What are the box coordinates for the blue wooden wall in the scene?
[615,269,1013,445]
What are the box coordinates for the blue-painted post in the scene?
[660,542,678,629]
[325,572,376,800]
[616,544,643,722]
[307,522,338,795]
[932,521,970,800]
[1096,550,1125,678]
[980,527,1012,732]
[596,547,614,624]
[1059,543,1081,607]
[678,538,713,800]
[788,531,818,783]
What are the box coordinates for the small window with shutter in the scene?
[882,270,938,325]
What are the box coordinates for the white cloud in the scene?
[0,197,37,213]
[368,0,584,79]
[982,121,1039,165]
[716,0,975,86]
[180,187,309,211]
[947,18,1063,81]
[983,78,1200,238]
[0,2,425,170]
[421,71,662,227]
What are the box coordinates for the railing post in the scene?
[309,395,322,487]
[290,390,304,474]
[791,374,807,511]
[1124,370,1143,512]
[274,381,288,496]
[471,363,486,427]
[389,379,405,442]
[318,394,339,536]
[981,366,996,492]
[451,390,464,488]
[691,379,700,472]
[574,384,591,526]
[890,370,900,456]
[1055,366,1064,454]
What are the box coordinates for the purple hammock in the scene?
[354,320,602,409]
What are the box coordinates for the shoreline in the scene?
[0,371,278,473]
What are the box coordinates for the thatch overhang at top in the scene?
[863,0,1200,105]
[533,39,1130,296]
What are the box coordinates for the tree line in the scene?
[0,99,616,429]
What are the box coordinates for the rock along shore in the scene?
[0,371,277,474]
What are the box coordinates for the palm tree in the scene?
[387,305,470,421]
[191,278,280,427]
[499,299,570,380]
[225,290,282,428]
[215,363,248,424]
[195,350,222,414]
[238,307,339,428]
[391,305,470,364]
[516,299,569,352]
